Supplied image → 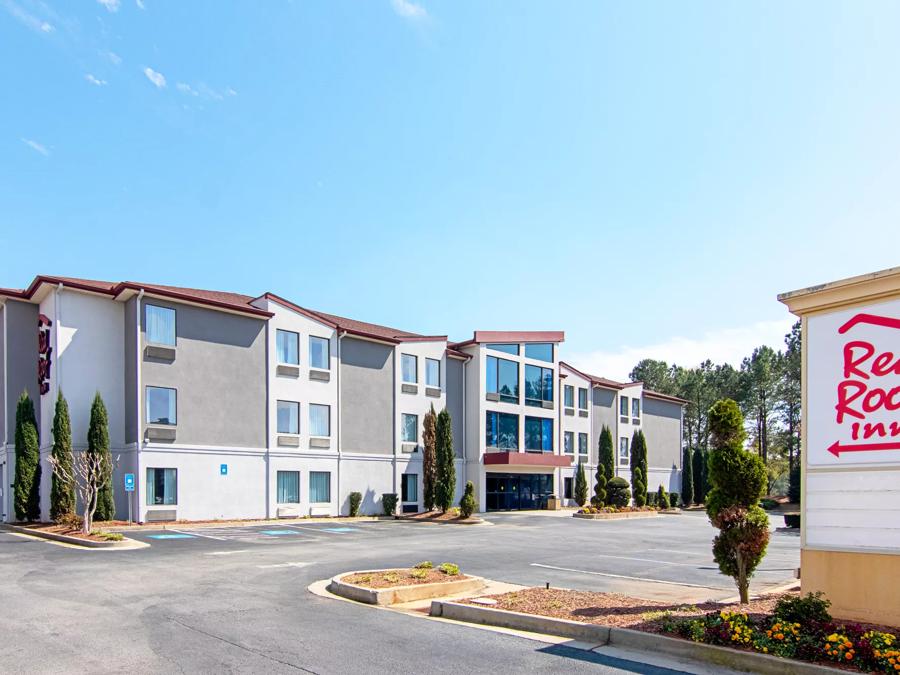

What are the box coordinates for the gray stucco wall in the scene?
[123,297,137,444]
[642,397,683,469]
[140,299,267,448]
[340,337,393,454]
[591,387,617,464]
[0,305,5,445]
[4,300,40,445]
[446,357,464,459]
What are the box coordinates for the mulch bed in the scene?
[21,523,116,543]
[342,568,468,589]
[398,511,481,523]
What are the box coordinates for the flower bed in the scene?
[398,510,482,524]
[341,562,466,588]
[21,523,123,543]
[577,505,658,515]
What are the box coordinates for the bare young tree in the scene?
[48,450,112,535]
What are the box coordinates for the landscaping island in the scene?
[329,562,485,605]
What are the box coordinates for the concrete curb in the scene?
[329,571,486,606]
[397,518,488,526]
[2,523,137,549]
[572,512,659,520]
[431,601,846,675]
[103,515,391,532]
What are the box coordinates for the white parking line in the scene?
[256,561,315,569]
[530,563,731,590]
[204,550,252,556]
[576,552,712,568]
[167,528,228,541]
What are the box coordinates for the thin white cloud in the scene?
[105,50,122,65]
[135,0,145,8]
[21,138,50,156]
[390,0,426,19]
[567,318,795,382]
[85,73,107,86]
[225,87,237,97]
[176,82,197,96]
[97,0,120,12]
[143,66,165,88]
[3,0,54,34]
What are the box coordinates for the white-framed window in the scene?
[309,336,329,370]
[276,329,299,365]
[309,471,331,503]
[426,358,440,387]
[146,305,176,346]
[146,467,177,505]
[620,396,629,416]
[402,473,418,503]
[402,354,418,383]
[277,400,299,434]
[309,403,330,437]
[277,471,300,504]
[564,385,574,408]
[564,431,574,454]
[401,413,418,443]
[146,386,177,425]
[578,432,588,456]
[632,398,641,419]
[578,387,588,411]
[619,437,630,466]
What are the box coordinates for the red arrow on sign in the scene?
[827,440,900,457]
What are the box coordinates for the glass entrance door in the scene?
[485,473,553,511]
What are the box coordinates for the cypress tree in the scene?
[692,446,707,504]
[50,391,76,522]
[591,462,607,507]
[632,467,646,507]
[630,429,648,505]
[574,461,588,507]
[681,446,694,507]
[598,425,614,486]
[422,404,437,511]
[657,484,669,509]
[88,393,115,522]
[14,391,41,522]
[434,408,456,513]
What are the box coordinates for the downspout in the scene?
[134,290,144,522]
[1,299,7,522]
[461,356,466,490]
[336,330,345,514]
[54,283,62,402]
[264,315,270,520]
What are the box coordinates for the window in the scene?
[485,411,519,450]
[276,329,299,365]
[401,413,418,443]
[564,431,574,454]
[578,388,588,411]
[402,354,418,383]
[619,437,630,466]
[620,396,629,416]
[309,471,331,503]
[426,358,440,387]
[309,404,330,437]
[564,385,574,408]
[146,305,175,346]
[146,468,177,505]
[486,356,519,403]
[309,336,329,370]
[632,398,641,419]
[146,386,176,425]
[277,471,300,504]
[564,476,573,499]
[524,342,553,362]
[524,416,553,452]
[487,343,519,355]
[578,432,588,456]
[525,365,554,407]
[277,400,299,434]
[402,474,418,502]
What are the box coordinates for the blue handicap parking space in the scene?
[323,527,358,533]
[260,530,300,536]
[148,534,196,540]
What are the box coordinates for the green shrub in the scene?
[50,391,76,522]
[382,572,401,583]
[774,592,831,625]
[591,462,607,507]
[681,446,694,507]
[96,531,124,542]
[89,393,115,522]
[349,491,362,517]
[409,568,428,580]
[459,481,476,518]
[438,562,459,576]
[669,493,679,508]
[598,426,615,504]
[656,485,669,510]
[14,392,41,522]
[632,468,646,507]
[414,561,433,569]
[759,498,778,510]
[788,464,801,504]
[607,477,631,508]
[434,408,456,512]
[382,493,398,516]
[647,492,657,507]
[574,462,588,507]
[630,430,649,505]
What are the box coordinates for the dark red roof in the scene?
[452,330,565,348]
[559,361,627,389]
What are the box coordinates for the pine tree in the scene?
[574,461,588,507]
[592,463,607,507]
[598,425,614,486]
[434,408,456,513]
[422,404,437,511]
[14,391,41,522]
[88,393,115,521]
[50,391,76,521]
[630,429,649,505]
[681,446,694,507]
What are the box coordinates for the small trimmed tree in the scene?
[681,446,694,507]
[14,392,41,522]
[606,477,631,508]
[574,461,588,507]
[422,404,437,511]
[591,463,607,507]
[788,464,801,504]
[630,429,649,505]
[692,447,707,504]
[706,398,770,604]
[434,408,456,513]
[459,481,476,518]
[656,484,669,510]
[632,468,646,507]
[88,393,115,522]
[50,391,76,522]
[598,425,614,486]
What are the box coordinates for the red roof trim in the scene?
[116,283,272,318]
[395,335,448,343]
[484,452,573,467]
[643,389,688,405]
[559,361,626,390]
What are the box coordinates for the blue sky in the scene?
[2,0,898,378]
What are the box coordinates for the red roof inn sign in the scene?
[807,301,900,467]
[38,313,52,395]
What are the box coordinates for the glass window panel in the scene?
[578,433,588,455]
[277,400,299,434]
[564,477,573,499]
[525,365,553,406]
[277,471,300,503]
[485,411,498,448]
[497,358,519,403]
[498,413,518,450]
[525,417,547,451]
[146,305,176,346]
[578,388,588,410]
[309,403,330,437]
[402,413,417,443]
[147,387,176,425]
[487,343,519,355]
[402,354,418,383]
[620,396,629,416]
[486,356,498,394]
[524,343,553,362]
[619,437,630,466]
[543,369,553,403]
[146,468,177,505]
[276,330,299,365]
[402,474,418,502]
[632,398,641,418]
[564,431,574,454]
[564,386,574,408]
[541,418,553,452]
[426,358,440,387]
[309,336,329,370]
[309,471,331,503]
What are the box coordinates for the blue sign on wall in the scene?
[220,464,228,476]
[124,473,135,492]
